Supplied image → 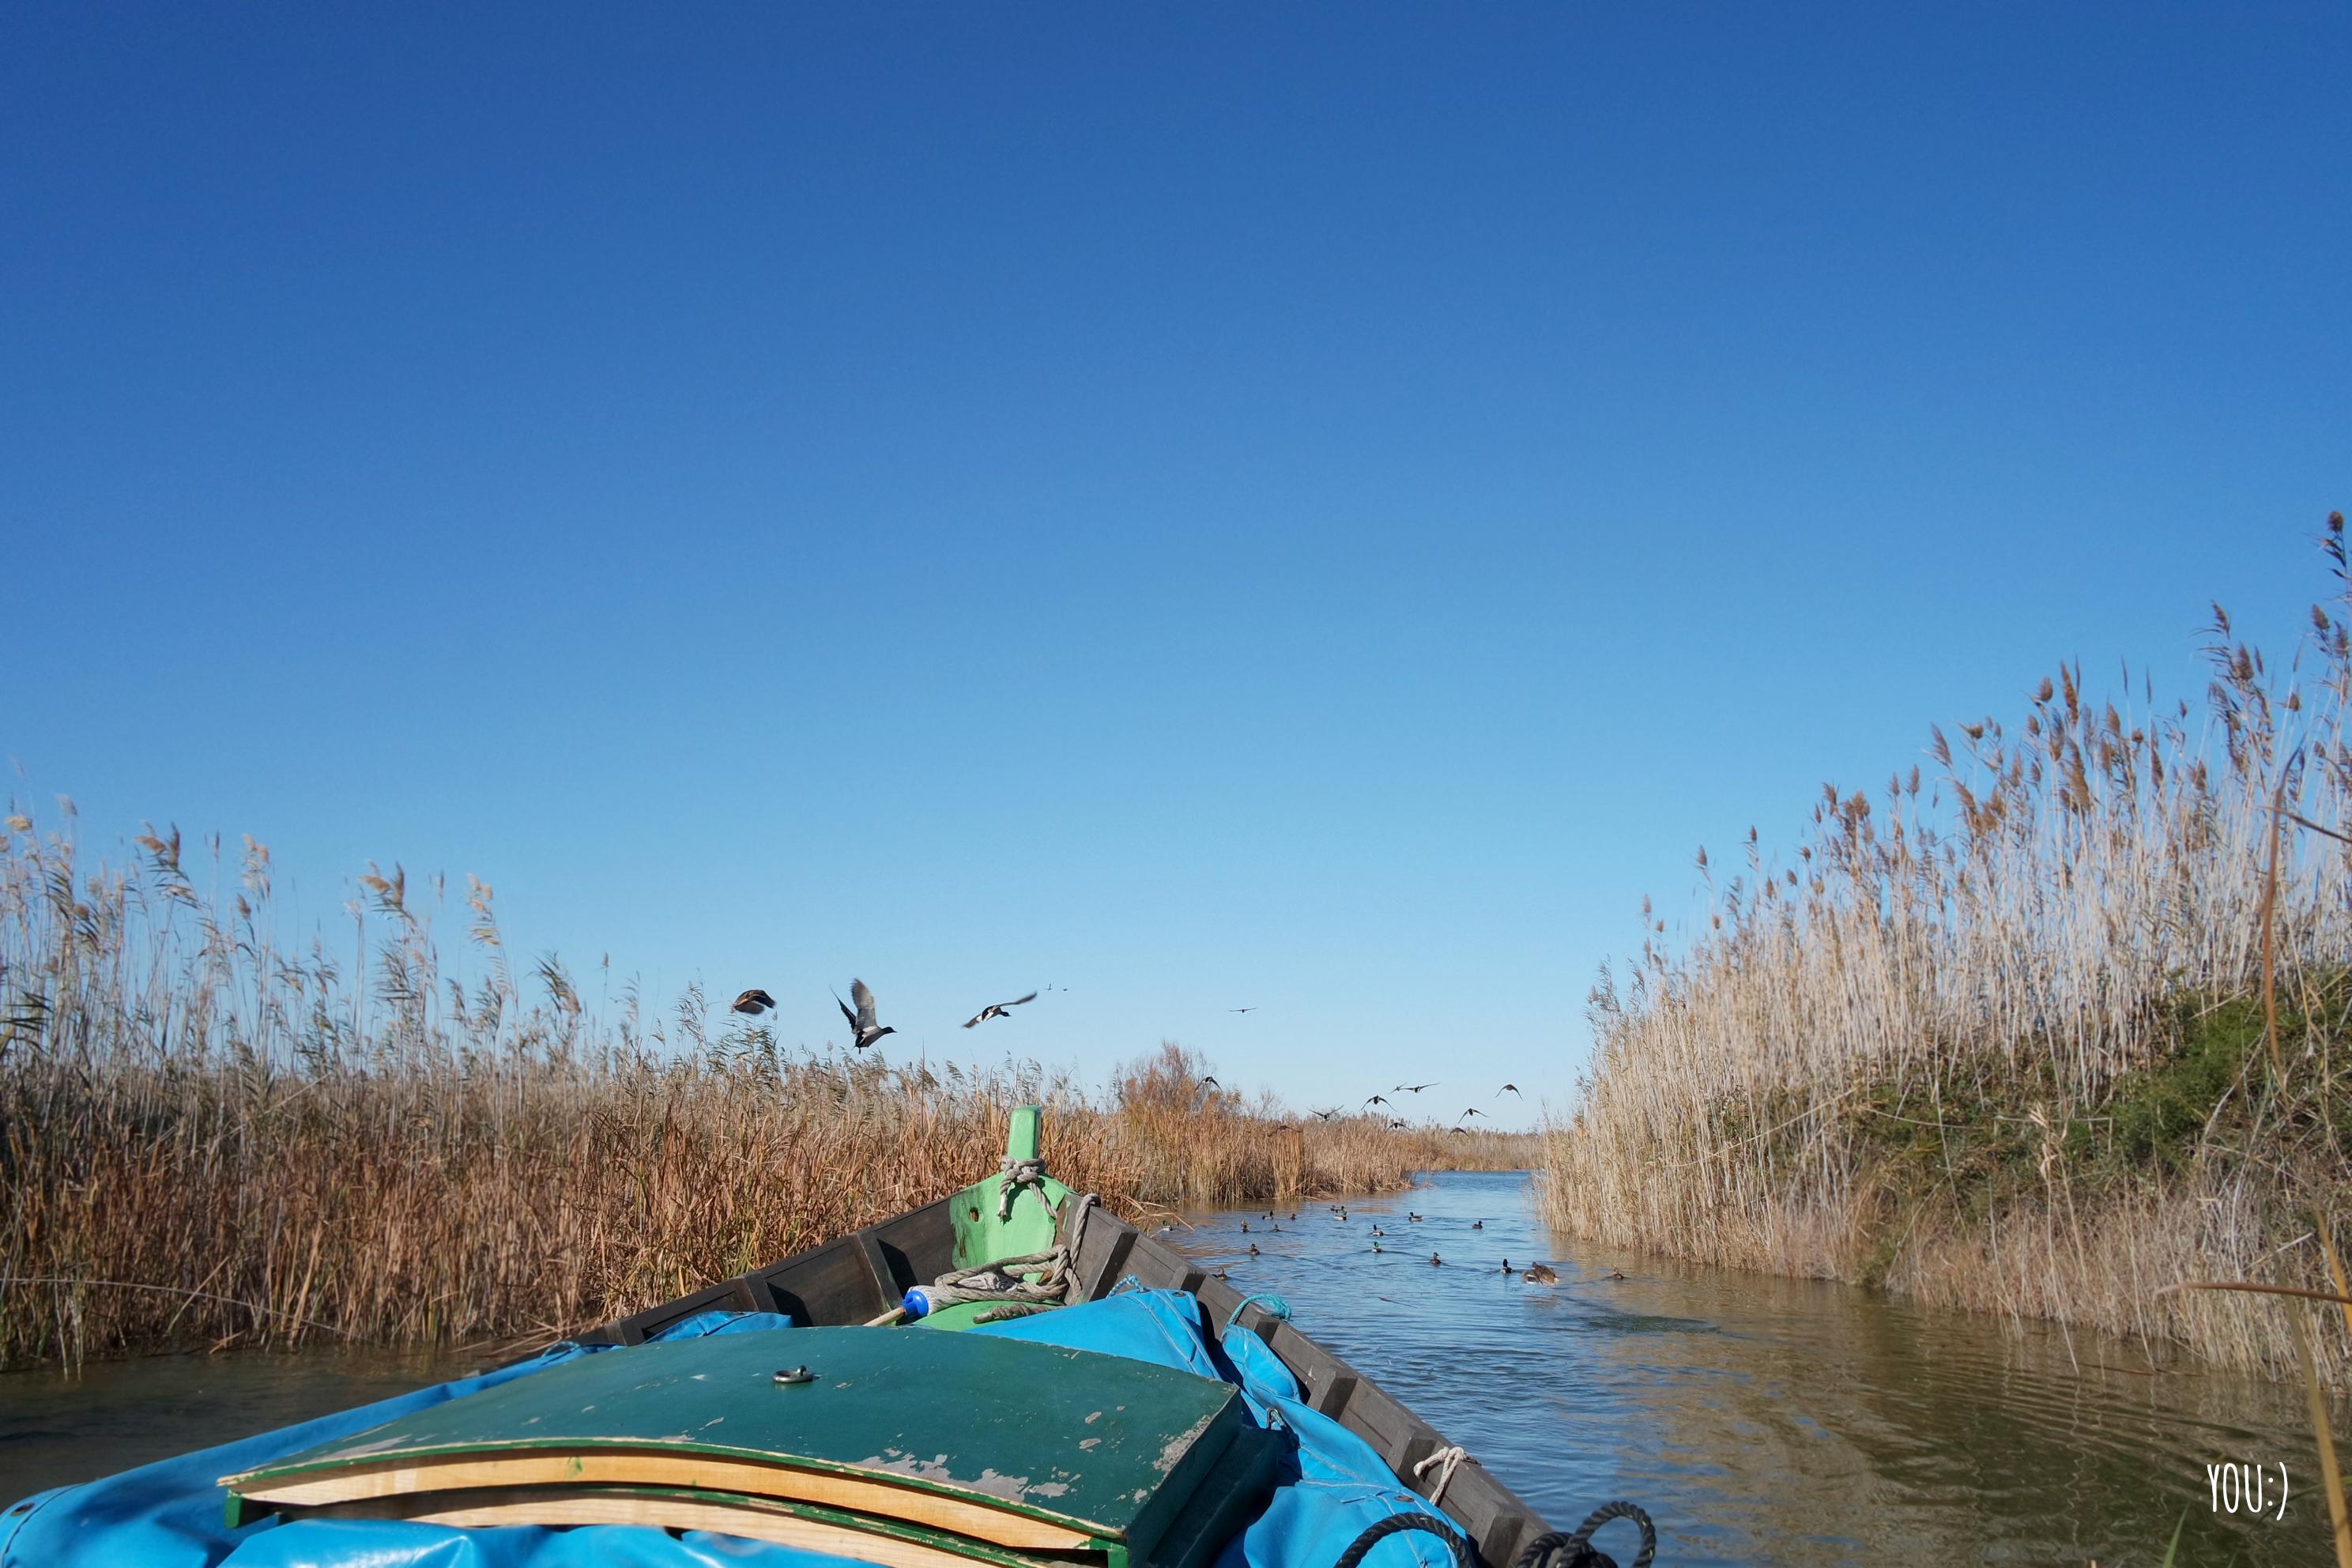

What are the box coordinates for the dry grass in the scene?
[1544,515,2352,1384]
[0,819,1527,1368]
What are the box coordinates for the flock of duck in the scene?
[1205,1202,1627,1285]
[729,977,1051,1049]
[735,984,1531,1139]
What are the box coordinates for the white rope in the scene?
[1413,1445,1472,1506]
[998,1156,1046,1221]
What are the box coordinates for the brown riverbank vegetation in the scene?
[0,821,1528,1369]
[1544,518,2352,1388]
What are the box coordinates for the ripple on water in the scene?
[1182,1170,2332,1568]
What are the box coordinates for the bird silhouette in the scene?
[1363,1094,1388,1107]
[1230,1006,1257,1013]
[1395,1083,1434,1094]
[834,979,896,1050]
[1388,1118,1408,1129]
[730,989,776,1016]
[1471,1220,1483,1231]
[1197,1075,1220,1090]
[962,991,1038,1028]
[1500,1258,1512,1272]
[1314,1110,1338,1121]
[1461,1107,1487,1121]
[1499,1084,1522,1097]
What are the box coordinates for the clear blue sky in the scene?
[6,5,2346,1125]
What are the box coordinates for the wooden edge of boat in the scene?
[571,1195,1546,1568]
[232,1448,1099,1551]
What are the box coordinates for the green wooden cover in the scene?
[228,1326,1241,1547]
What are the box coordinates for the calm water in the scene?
[0,1171,2333,1565]
[1173,1170,2332,1566]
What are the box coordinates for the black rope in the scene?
[1510,1501,1657,1568]
[1332,1511,1472,1568]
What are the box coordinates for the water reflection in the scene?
[1179,1170,2331,1567]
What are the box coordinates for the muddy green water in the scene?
[0,1170,2335,1565]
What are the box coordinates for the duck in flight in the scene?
[1395,1082,1434,1094]
[1499,1083,1521,1097]
[834,979,896,1050]
[963,991,1038,1028]
[1314,1109,1338,1121]
[1363,1094,1388,1107]
[730,988,776,1016]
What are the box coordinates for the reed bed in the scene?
[0,820,1525,1369]
[1543,518,2352,1383]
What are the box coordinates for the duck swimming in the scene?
[1429,1253,1442,1267]
[1522,1263,1559,1284]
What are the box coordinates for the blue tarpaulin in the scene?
[0,1292,1455,1568]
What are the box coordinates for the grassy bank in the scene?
[1544,520,2352,1385]
[0,819,1527,1369]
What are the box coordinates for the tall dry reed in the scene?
[0,815,1527,1367]
[1544,517,2352,1381]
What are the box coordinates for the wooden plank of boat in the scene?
[233,1449,1095,1550]
[297,1486,1081,1568]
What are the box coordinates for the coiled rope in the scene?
[1509,1502,1657,1568]
[1331,1511,1471,1568]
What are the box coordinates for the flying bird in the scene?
[1499,1084,1521,1097]
[730,989,776,1016]
[963,991,1038,1028]
[1363,1094,1388,1107]
[1230,1006,1257,1013]
[1197,1075,1220,1089]
[1395,1083,1434,1094]
[1387,1118,1408,1129]
[1313,1110,1337,1122]
[1461,1107,1487,1121]
[834,979,896,1050]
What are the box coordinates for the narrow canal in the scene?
[1173,1169,2331,1566]
[0,1169,2332,1564]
